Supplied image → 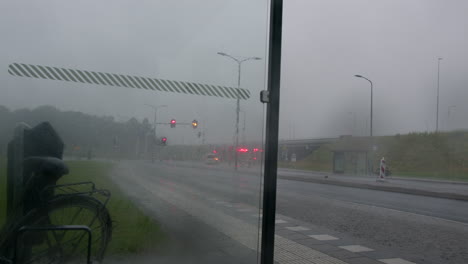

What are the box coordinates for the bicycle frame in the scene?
[13,225,92,264]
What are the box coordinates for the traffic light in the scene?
[161,137,167,145]
[192,119,198,129]
[170,119,176,128]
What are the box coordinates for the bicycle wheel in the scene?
[14,195,112,264]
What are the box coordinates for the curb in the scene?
[278,175,468,201]
[151,161,468,202]
[279,168,468,186]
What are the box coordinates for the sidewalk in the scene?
[114,162,417,264]
[278,168,468,201]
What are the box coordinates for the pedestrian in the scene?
[378,157,386,181]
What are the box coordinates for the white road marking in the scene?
[339,245,374,253]
[286,226,310,231]
[275,219,288,224]
[309,234,339,241]
[379,258,417,264]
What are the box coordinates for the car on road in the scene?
[205,154,220,165]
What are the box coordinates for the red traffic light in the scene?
[170,119,176,128]
[161,137,167,145]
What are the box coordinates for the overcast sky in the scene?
[1,0,467,144]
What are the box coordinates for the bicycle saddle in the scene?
[23,157,69,182]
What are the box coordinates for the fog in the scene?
[1,0,468,144]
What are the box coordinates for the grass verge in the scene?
[0,159,166,255]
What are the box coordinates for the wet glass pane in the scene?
[0,1,269,263]
[277,1,468,264]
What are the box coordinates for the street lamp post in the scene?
[354,75,373,137]
[355,74,374,177]
[217,52,261,170]
[436,57,443,132]
[145,104,167,162]
[240,110,247,144]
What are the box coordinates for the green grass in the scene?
[0,159,166,255]
[279,145,333,172]
[279,132,468,182]
[58,160,166,254]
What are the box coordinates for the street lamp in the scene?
[217,52,261,170]
[354,75,373,137]
[436,57,443,132]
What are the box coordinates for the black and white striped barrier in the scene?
[8,63,251,100]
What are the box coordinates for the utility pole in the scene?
[436,58,443,132]
[217,52,261,170]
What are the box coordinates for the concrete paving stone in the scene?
[326,249,362,260]
[378,258,417,264]
[345,257,383,264]
[279,259,316,264]
[275,235,295,244]
[286,226,311,232]
[276,229,300,236]
[277,242,311,253]
[307,244,343,254]
[309,235,339,241]
[339,245,374,253]
[274,249,303,262]
[295,238,330,247]
[282,232,311,241]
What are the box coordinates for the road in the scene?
[109,160,468,264]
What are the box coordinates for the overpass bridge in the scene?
[278,137,339,161]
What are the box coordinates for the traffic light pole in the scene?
[145,104,167,162]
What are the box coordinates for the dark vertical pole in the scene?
[234,62,241,170]
[436,58,442,132]
[370,80,373,137]
[261,0,283,263]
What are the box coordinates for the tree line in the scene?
[0,105,153,159]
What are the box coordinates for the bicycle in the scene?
[0,157,113,264]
